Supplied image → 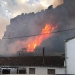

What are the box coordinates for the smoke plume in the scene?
[0,0,75,56]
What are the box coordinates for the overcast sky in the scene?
[0,0,63,39]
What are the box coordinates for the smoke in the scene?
[0,0,75,56]
[53,0,63,8]
[0,16,10,39]
[0,0,62,40]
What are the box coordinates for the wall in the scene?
[26,66,65,74]
[65,38,75,74]
[0,66,65,74]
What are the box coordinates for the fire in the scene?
[26,24,57,52]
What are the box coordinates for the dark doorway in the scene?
[19,70,26,74]
[2,69,10,74]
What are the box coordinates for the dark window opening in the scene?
[19,69,26,74]
[29,68,35,74]
[48,69,55,74]
[2,69,10,74]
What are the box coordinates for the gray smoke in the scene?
[0,0,75,56]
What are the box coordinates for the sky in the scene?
[0,0,63,39]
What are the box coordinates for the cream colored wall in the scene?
[0,66,65,74]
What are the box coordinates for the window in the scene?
[29,68,35,74]
[2,69,10,74]
[17,67,26,74]
[47,69,55,74]
[18,70,26,74]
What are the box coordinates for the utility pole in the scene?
[42,47,45,65]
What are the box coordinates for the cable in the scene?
[2,27,75,39]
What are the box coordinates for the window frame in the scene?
[47,69,55,74]
[29,68,35,74]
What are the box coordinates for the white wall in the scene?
[26,66,65,74]
[66,38,75,74]
[0,66,65,74]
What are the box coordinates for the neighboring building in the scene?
[0,56,65,74]
[65,37,75,74]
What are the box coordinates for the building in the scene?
[65,37,75,74]
[0,56,65,74]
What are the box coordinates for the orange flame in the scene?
[26,24,57,52]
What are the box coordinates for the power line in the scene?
[2,27,75,39]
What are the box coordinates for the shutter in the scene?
[29,68,35,74]
[48,69,55,74]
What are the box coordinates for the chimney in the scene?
[42,47,45,65]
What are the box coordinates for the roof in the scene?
[0,56,65,67]
[65,37,75,42]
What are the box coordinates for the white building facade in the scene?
[65,37,75,74]
[0,66,65,74]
